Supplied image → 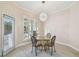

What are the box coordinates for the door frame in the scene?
[1,14,15,56]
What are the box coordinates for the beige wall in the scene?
[37,18,44,36]
[0,2,43,49]
[34,12,45,36]
[45,2,79,51]
[0,7,1,50]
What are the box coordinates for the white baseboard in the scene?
[15,41,79,52]
[15,41,31,48]
[56,41,79,52]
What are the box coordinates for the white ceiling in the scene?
[14,1,76,15]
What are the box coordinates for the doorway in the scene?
[2,14,15,56]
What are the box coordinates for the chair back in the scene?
[31,36,37,47]
[51,36,56,46]
[46,33,51,39]
[33,31,37,37]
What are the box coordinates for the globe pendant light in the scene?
[39,12,47,22]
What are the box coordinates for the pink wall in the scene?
[69,3,79,51]
[45,3,79,51]
[45,9,69,44]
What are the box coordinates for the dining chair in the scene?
[31,36,42,56]
[44,36,56,55]
[51,36,56,53]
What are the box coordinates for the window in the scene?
[24,18,38,41]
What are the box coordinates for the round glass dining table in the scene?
[37,37,50,51]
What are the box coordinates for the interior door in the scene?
[2,14,15,56]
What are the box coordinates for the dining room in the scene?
[0,1,79,57]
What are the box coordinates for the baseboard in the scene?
[15,41,79,53]
[56,41,79,52]
[15,41,31,48]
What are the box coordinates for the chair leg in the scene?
[54,45,56,52]
[51,47,53,56]
[35,47,37,56]
[2,50,3,57]
[41,46,42,52]
[44,46,46,52]
[31,46,33,53]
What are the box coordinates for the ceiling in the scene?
[14,1,76,15]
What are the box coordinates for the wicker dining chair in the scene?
[44,36,56,55]
[31,36,42,56]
